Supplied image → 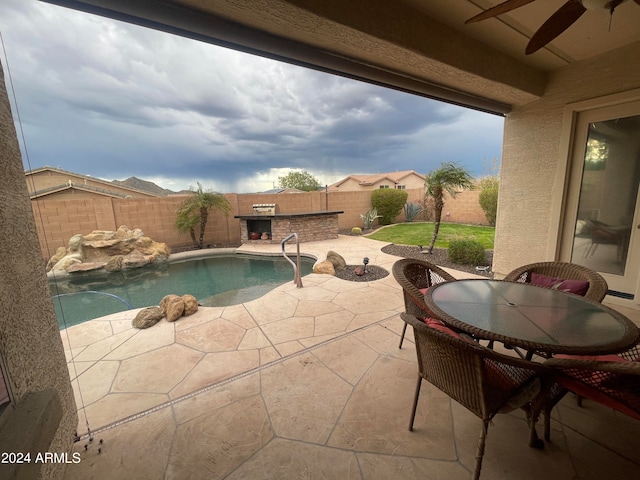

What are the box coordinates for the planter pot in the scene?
[249,232,261,240]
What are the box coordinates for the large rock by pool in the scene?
[47,225,171,274]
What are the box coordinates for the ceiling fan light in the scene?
[581,0,611,11]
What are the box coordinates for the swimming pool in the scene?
[50,253,314,329]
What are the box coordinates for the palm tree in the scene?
[424,162,475,254]
[174,205,199,246]
[175,182,232,249]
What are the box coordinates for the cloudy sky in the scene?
[1,0,504,193]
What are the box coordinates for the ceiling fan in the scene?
[465,0,640,55]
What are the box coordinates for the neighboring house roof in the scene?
[28,183,133,200]
[329,170,425,189]
[25,166,161,198]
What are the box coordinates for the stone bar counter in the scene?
[235,210,343,244]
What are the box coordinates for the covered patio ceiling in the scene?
[41,0,640,115]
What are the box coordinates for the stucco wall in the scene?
[32,186,488,260]
[495,42,640,277]
[0,63,77,479]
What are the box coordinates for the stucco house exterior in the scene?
[2,1,640,477]
[328,170,426,192]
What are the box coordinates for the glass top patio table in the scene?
[424,279,639,356]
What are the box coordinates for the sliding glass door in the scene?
[563,101,640,299]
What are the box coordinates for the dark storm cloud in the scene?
[1,0,504,193]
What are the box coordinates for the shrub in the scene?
[478,168,499,227]
[448,238,486,265]
[479,186,498,226]
[403,202,423,222]
[351,226,362,235]
[360,209,381,229]
[371,189,408,225]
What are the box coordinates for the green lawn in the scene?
[366,222,495,249]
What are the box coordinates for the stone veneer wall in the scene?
[239,213,340,243]
[0,62,77,479]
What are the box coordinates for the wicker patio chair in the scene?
[401,313,551,480]
[393,258,456,348]
[503,261,608,302]
[537,340,640,442]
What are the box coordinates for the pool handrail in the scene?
[281,233,303,288]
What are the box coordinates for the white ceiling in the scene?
[405,0,640,71]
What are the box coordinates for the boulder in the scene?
[182,294,199,316]
[51,255,82,273]
[50,234,84,273]
[66,262,105,273]
[313,260,335,275]
[46,246,67,271]
[121,250,152,269]
[104,255,124,272]
[326,251,347,271]
[46,226,170,274]
[160,294,185,322]
[132,307,164,329]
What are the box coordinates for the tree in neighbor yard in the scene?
[424,162,475,254]
[175,182,232,249]
[277,170,322,191]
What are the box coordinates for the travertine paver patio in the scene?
[59,236,640,479]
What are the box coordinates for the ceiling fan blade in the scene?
[525,1,586,55]
[465,0,537,24]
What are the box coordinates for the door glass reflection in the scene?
[571,115,640,275]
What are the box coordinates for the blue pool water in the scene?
[50,254,314,329]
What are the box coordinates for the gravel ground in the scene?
[380,243,493,278]
[333,243,493,282]
[333,265,389,282]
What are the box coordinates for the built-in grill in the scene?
[252,203,278,215]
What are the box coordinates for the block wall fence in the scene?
[31,188,488,260]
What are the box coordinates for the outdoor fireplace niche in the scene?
[247,219,271,240]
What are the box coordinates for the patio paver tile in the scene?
[166,395,273,480]
[74,360,120,406]
[220,303,257,329]
[72,328,137,362]
[261,352,352,444]
[237,326,272,350]
[225,438,361,480]
[171,372,261,425]
[175,318,246,352]
[328,355,457,459]
[169,350,260,399]
[65,407,175,480]
[102,321,175,360]
[356,453,469,480]
[311,334,379,385]
[313,309,355,336]
[112,343,203,394]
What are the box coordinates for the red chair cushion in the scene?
[531,273,589,296]
[555,375,640,422]
[423,318,461,338]
[554,354,631,385]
